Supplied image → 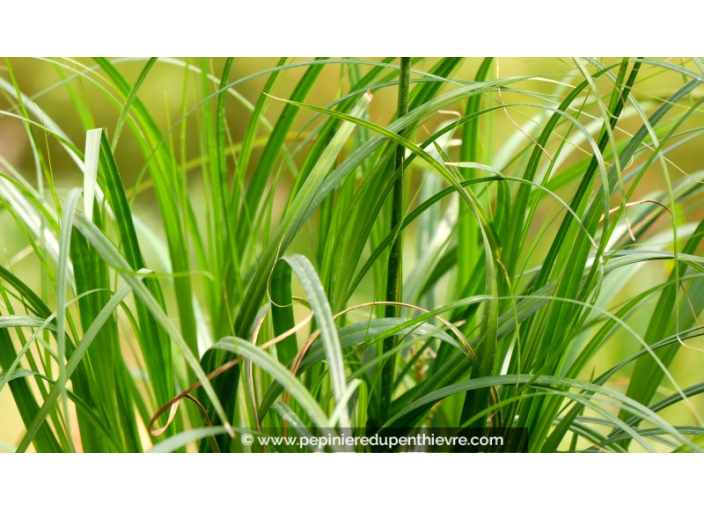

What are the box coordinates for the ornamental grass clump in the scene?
[0,57,703,452]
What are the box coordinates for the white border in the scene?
[0,1,698,55]
[2,454,700,506]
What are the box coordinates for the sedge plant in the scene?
[0,57,704,452]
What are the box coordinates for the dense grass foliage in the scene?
[1,57,704,452]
